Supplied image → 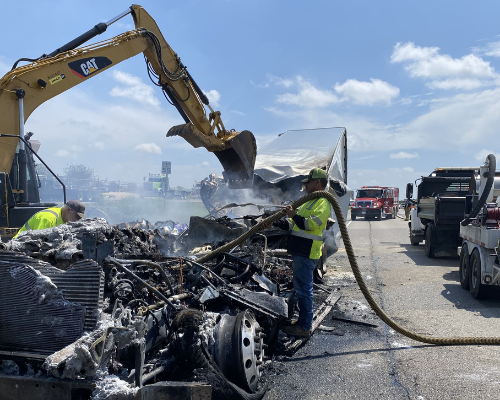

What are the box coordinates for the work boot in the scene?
[282,324,311,338]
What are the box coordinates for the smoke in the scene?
[84,197,207,225]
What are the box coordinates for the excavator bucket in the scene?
[214,130,257,189]
[167,124,256,189]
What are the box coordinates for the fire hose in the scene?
[197,190,500,345]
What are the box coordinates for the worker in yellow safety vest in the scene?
[265,167,332,337]
[13,199,86,239]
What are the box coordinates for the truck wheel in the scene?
[377,210,382,220]
[469,249,486,299]
[410,233,419,246]
[459,244,470,290]
[424,225,435,258]
[351,214,357,220]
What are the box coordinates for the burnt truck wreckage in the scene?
[0,128,351,399]
[1,219,284,400]
[0,214,343,400]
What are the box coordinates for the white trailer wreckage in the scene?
[0,128,351,400]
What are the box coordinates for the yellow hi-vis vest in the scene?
[13,207,63,239]
[287,198,331,260]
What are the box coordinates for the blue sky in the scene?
[1,0,500,195]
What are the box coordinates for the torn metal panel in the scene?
[187,216,248,249]
[221,288,288,319]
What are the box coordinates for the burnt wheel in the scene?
[469,249,486,299]
[424,224,435,258]
[459,244,470,290]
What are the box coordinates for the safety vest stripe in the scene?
[290,230,324,242]
[24,209,60,231]
[311,216,322,226]
[303,218,310,230]
[307,199,319,210]
[287,220,294,230]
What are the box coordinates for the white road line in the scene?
[336,220,352,240]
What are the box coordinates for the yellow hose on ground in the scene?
[197,190,500,345]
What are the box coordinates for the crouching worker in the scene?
[265,168,332,337]
[13,199,86,239]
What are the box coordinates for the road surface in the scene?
[265,214,500,400]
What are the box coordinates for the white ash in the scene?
[197,312,220,350]
[10,266,63,305]
[7,218,113,260]
[91,375,139,400]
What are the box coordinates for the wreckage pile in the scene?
[0,217,321,400]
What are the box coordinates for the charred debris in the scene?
[0,213,338,400]
[0,128,351,399]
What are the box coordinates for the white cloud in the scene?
[474,149,498,162]
[110,71,160,107]
[203,89,221,107]
[267,74,294,88]
[93,142,105,150]
[426,78,491,90]
[134,143,162,154]
[55,149,70,157]
[272,76,398,107]
[477,40,500,58]
[389,151,419,159]
[276,76,339,108]
[230,110,245,116]
[391,42,497,90]
[334,78,400,105]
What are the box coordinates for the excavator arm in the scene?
[0,5,256,189]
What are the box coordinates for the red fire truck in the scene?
[351,186,399,220]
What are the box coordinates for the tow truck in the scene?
[458,154,500,298]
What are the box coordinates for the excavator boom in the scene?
[0,5,256,189]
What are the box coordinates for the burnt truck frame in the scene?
[407,167,477,258]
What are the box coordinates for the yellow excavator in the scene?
[0,5,256,240]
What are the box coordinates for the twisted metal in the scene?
[197,190,500,345]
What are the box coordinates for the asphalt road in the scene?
[265,213,500,400]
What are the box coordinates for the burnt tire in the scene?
[424,225,435,258]
[459,244,470,290]
[469,249,486,299]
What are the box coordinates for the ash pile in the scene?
[0,216,323,400]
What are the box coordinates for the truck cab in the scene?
[351,186,399,220]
